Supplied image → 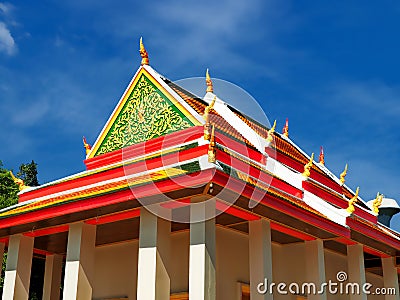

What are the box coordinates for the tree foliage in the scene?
[0,161,19,210]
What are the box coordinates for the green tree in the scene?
[18,160,39,187]
[0,161,19,210]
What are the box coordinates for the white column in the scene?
[381,257,400,300]
[305,239,327,300]
[136,208,171,300]
[62,222,96,300]
[347,244,367,300]
[2,234,34,300]
[189,201,216,300]
[42,254,63,300]
[249,219,273,300]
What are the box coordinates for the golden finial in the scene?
[340,163,348,185]
[206,69,213,93]
[282,118,289,137]
[346,187,359,214]
[319,146,325,165]
[83,136,92,156]
[266,120,276,143]
[203,95,217,140]
[208,125,216,163]
[9,171,29,191]
[302,153,314,178]
[372,192,383,214]
[139,37,149,65]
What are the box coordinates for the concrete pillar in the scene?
[249,219,273,300]
[381,257,400,300]
[137,208,171,300]
[2,234,34,300]
[189,201,216,300]
[42,254,63,300]
[62,222,96,300]
[347,244,367,300]
[305,239,327,300]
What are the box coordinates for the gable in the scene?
[89,67,201,158]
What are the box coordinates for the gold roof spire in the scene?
[340,163,348,185]
[266,120,276,143]
[302,153,314,178]
[319,146,325,165]
[206,68,214,93]
[139,37,149,65]
[9,171,29,191]
[346,186,359,214]
[282,118,289,137]
[83,136,92,156]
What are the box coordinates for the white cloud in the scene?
[0,21,16,55]
[0,2,13,15]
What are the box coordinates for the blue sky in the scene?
[1,1,400,229]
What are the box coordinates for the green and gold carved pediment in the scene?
[94,74,194,156]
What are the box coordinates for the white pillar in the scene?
[347,244,367,300]
[189,201,216,300]
[381,257,400,300]
[305,239,327,300]
[137,208,171,300]
[42,254,63,300]
[2,234,34,300]
[62,222,96,300]
[249,219,273,300]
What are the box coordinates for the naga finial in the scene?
[266,120,276,143]
[340,163,348,185]
[302,153,314,178]
[372,192,383,214]
[208,125,216,163]
[9,171,29,191]
[83,136,92,156]
[346,186,359,214]
[203,95,217,140]
[282,118,289,138]
[206,68,213,93]
[319,146,325,165]
[139,37,149,65]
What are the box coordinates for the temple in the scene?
[1,39,400,300]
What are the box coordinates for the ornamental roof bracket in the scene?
[372,192,384,214]
[346,186,359,214]
[340,163,348,185]
[203,95,217,140]
[319,146,325,165]
[266,120,276,143]
[139,37,149,65]
[83,136,92,156]
[9,171,30,191]
[302,153,314,178]
[282,118,289,138]
[208,125,216,163]
[206,68,213,93]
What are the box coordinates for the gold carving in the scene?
[372,192,383,214]
[282,118,289,137]
[139,37,149,65]
[340,164,348,185]
[347,187,359,214]
[9,171,29,191]
[266,120,276,143]
[302,153,314,178]
[206,68,213,93]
